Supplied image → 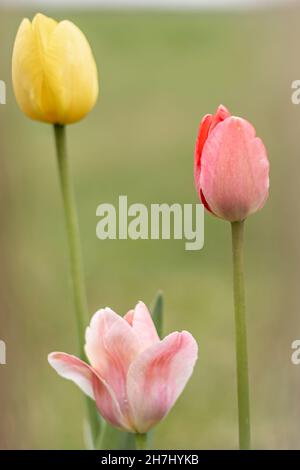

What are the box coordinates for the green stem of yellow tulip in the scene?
[53,124,100,447]
[231,221,251,450]
[135,433,148,450]
[54,125,87,352]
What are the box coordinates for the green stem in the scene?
[135,433,148,450]
[53,124,100,447]
[231,221,251,450]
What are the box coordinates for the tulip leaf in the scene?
[150,290,164,339]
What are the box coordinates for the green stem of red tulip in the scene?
[231,221,251,450]
[135,433,148,450]
[53,124,100,448]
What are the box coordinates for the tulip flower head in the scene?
[194,105,269,222]
[12,13,98,124]
[48,302,198,434]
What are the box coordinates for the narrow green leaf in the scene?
[150,290,164,339]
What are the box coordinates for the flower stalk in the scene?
[53,124,100,446]
[135,433,148,451]
[231,220,251,450]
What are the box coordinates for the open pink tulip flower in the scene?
[194,105,270,222]
[48,302,198,434]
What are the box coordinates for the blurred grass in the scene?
[0,5,300,449]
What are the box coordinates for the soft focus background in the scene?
[0,0,300,450]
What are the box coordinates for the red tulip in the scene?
[194,105,269,222]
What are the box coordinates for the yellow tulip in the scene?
[12,13,98,124]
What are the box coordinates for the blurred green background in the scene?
[0,3,300,450]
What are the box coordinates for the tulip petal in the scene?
[32,13,57,46]
[12,18,47,122]
[85,307,121,370]
[194,105,230,193]
[194,105,231,213]
[127,331,198,433]
[194,114,212,194]
[85,308,140,418]
[124,302,160,350]
[92,373,133,432]
[85,308,140,372]
[12,14,64,123]
[48,352,128,430]
[200,116,269,221]
[47,20,98,124]
[209,104,230,134]
[48,352,97,399]
[194,114,214,213]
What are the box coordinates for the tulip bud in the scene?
[12,13,98,124]
[194,105,269,222]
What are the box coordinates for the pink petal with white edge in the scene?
[126,331,198,434]
[48,352,126,430]
[48,352,96,399]
[100,317,140,413]
[92,373,133,432]
[85,307,140,373]
[85,308,140,416]
[124,301,160,350]
[84,307,121,370]
[200,116,269,222]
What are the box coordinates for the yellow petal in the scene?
[32,13,57,45]
[45,20,99,124]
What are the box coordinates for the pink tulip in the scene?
[48,302,198,434]
[194,105,269,222]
